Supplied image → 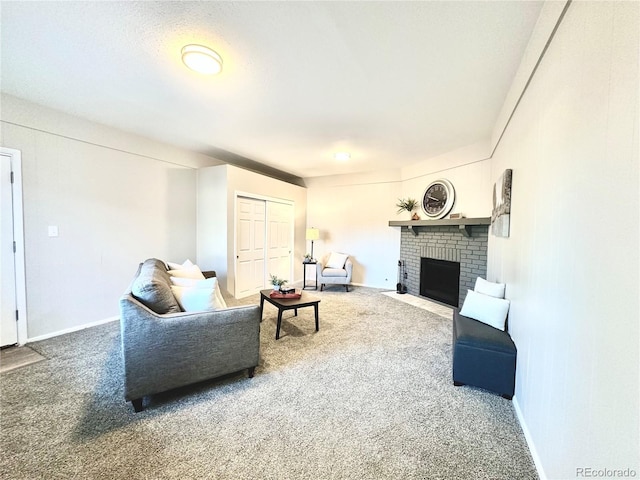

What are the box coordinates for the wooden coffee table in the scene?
[259,289,320,340]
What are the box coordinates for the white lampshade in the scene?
[306,228,320,241]
[181,44,223,75]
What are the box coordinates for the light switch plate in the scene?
[48,226,59,237]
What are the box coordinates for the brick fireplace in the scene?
[398,224,488,308]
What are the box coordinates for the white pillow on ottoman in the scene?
[474,277,506,299]
[326,252,348,269]
[460,289,510,331]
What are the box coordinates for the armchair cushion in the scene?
[321,268,349,278]
[326,252,349,269]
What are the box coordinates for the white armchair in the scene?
[316,252,353,292]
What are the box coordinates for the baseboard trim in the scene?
[513,395,547,480]
[26,316,119,343]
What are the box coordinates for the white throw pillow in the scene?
[326,252,348,269]
[170,276,227,310]
[474,277,506,299]
[171,285,217,312]
[170,277,215,288]
[167,264,205,280]
[459,289,510,331]
[167,259,194,270]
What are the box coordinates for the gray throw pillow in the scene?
[131,258,181,314]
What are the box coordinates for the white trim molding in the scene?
[513,395,548,480]
[1,147,28,345]
[26,316,119,344]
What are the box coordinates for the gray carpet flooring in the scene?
[0,287,537,479]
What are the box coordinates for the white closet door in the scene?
[235,197,266,298]
[266,202,293,286]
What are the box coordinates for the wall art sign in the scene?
[491,169,512,238]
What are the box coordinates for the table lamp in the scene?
[305,228,320,261]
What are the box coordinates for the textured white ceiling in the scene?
[1,1,543,180]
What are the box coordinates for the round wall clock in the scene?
[422,179,456,219]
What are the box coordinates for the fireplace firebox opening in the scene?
[420,257,460,307]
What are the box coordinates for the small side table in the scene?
[302,261,317,290]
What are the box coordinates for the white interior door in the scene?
[267,202,293,286]
[1,153,18,346]
[235,197,266,298]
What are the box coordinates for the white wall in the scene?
[0,95,220,340]
[306,170,402,289]
[197,165,229,284]
[400,140,493,219]
[487,2,639,478]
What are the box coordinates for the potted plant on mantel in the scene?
[396,198,420,220]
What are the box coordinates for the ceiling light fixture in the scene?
[334,152,351,161]
[181,44,223,75]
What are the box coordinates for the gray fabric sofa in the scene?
[119,258,260,412]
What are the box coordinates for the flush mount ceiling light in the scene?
[181,44,223,75]
[334,152,351,161]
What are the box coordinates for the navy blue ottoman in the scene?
[452,308,516,399]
